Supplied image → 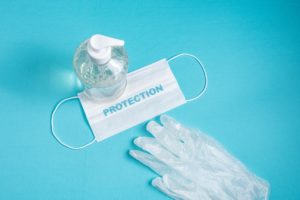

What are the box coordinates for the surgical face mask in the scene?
[51,53,208,150]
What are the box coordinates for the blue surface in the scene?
[0,0,299,199]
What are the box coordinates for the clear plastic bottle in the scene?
[73,34,128,102]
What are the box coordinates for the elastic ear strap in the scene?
[167,53,208,102]
[50,96,96,150]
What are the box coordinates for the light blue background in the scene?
[0,0,299,199]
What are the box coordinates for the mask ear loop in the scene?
[50,96,96,150]
[167,53,208,102]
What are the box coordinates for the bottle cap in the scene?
[87,34,124,64]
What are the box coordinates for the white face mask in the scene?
[51,53,208,150]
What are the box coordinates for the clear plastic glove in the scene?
[130,115,269,200]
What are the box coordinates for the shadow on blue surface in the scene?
[0,42,82,101]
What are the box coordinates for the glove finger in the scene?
[160,115,195,143]
[134,137,179,167]
[160,115,198,156]
[152,174,195,200]
[152,177,185,200]
[160,115,235,162]
[146,121,186,158]
[129,150,170,176]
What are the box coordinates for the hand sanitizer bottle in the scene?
[73,34,128,101]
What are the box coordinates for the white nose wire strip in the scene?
[167,53,208,102]
[50,96,96,150]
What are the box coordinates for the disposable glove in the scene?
[130,115,269,200]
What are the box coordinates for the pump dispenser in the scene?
[73,34,128,101]
[87,34,125,64]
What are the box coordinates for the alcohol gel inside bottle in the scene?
[73,34,128,101]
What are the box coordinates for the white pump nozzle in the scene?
[87,34,125,64]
